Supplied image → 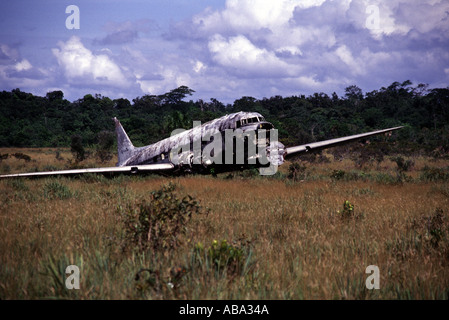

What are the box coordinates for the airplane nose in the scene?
[266,141,285,166]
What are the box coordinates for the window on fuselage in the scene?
[237,116,263,127]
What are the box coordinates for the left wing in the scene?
[285,126,403,158]
[0,163,174,179]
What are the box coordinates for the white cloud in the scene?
[194,0,327,34]
[193,60,206,73]
[14,59,32,71]
[346,0,449,39]
[168,0,448,101]
[276,46,303,56]
[335,45,365,76]
[52,36,129,87]
[208,34,295,77]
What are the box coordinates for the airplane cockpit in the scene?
[235,114,269,128]
[235,116,264,128]
[234,113,273,130]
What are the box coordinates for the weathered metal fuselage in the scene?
[118,111,284,174]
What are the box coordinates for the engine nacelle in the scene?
[177,151,194,167]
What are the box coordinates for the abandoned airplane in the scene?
[0,111,403,178]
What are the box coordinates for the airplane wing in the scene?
[284,126,403,158]
[0,163,174,179]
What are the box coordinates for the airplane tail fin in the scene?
[113,117,135,166]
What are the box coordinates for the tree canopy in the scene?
[0,82,448,156]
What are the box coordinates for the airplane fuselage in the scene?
[117,111,282,174]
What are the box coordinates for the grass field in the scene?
[1,147,448,299]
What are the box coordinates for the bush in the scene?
[96,130,114,163]
[70,135,85,162]
[43,180,73,200]
[121,182,204,253]
[288,162,307,181]
[420,166,449,182]
[391,156,414,172]
[392,208,449,260]
[413,208,448,249]
[12,152,31,162]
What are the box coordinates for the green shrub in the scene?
[96,130,114,163]
[71,134,86,162]
[391,156,414,172]
[420,166,449,182]
[7,178,29,192]
[43,180,73,200]
[121,182,204,253]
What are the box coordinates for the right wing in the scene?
[0,163,174,179]
[285,126,403,158]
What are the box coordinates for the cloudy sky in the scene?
[0,0,448,103]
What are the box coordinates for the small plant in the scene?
[338,200,355,219]
[424,208,447,249]
[192,238,251,277]
[330,169,346,180]
[55,149,64,161]
[391,156,414,173]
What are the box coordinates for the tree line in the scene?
[0,81,448,157]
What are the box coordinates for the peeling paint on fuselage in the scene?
[121,111,274,172]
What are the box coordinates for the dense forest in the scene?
[0,81,448,157]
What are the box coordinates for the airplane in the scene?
[0,111,403,178]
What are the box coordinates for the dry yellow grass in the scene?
[0,148,448,299]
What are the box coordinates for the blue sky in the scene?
[1,0,448,103]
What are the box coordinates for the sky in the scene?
[0,0,448,104]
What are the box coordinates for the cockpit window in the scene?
[236,116,264,128]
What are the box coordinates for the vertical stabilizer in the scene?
[113,117,135,166]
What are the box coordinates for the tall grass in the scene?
[0,148,448,299]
